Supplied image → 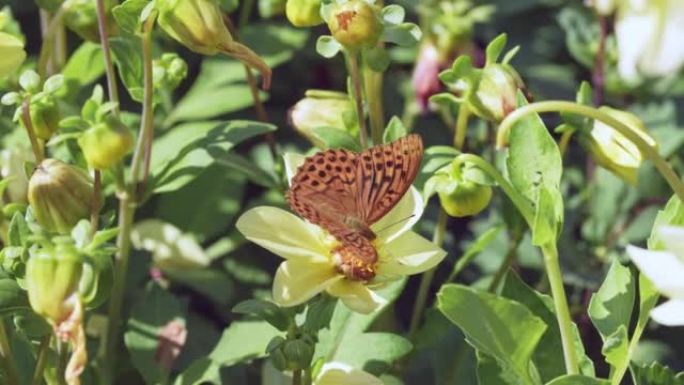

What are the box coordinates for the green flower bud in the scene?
[78,115,134,170]
[282,339,315,371]
[63,0,118,43]
[290,90,355,148]
[28,159,94,234]
[582,107,657,185]
[286,0,323,27]
[0,31,25,78]
[78,252,113,309]
[428,159,492,218]
[157,0,271,87]
[460,63,523,123]
[27,96,61,140]
[26,241,83,324]
[0,147,32,204]
[153,53,189,91]
[438,180,492,218]
[327,0,383,50]
[35,0,64,12]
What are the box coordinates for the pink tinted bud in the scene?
[412,43,443,113]
[155,320,188,372]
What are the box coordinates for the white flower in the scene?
[615,0,684,82]
[314,362,383,385]
[627,226,684,326]
[236,153,446,314]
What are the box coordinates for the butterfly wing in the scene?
[356,134,424,224]
[287,148,361,239]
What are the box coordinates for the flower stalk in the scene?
[95,0,120,115]
[101,14,157,385]
[497,101,684,203]
[31,334,51,385]
[347,52,369,148]
[21,98,45,163]
[37,5,68,79]
[0,320,19,385]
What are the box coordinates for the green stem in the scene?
[541,243,580,375]
[57,340,68,385]
[21,98,45,163]
[101,16,156,385]
[487,234,521,292]
[37,5,67,80]
[95,0,120,114]
[91,170,102,234]
[347,52,369,149]
[31,334,51,385]
[303,367,313,385]
[238,0,254,30]
[0,319,19,385]
[454,104,470,149]
[292,370,302,385]
[408,209,447,338]
[497,101,684,202]
[364,66,384,144]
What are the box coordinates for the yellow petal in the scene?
[284,153,307,186]
[326,280,386,314]
[377,231,447,277]
[315,362,383,385]
[372,186,423,243]
[236,206,329,262]
[273,260,341,307]
[0,32,25,78]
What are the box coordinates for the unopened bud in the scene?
[0,31,25,78]
[429,159,492,218]
[28,159,94,234]
[63,0,118,42]
[583,107,656,185]
[327,0,382,50]
[286,0,323,27]
[27,96,60,140]
[290,90,354,148]
[26,241,83,325]
[78,115,134,170]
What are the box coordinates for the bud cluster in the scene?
[425,158,493,218]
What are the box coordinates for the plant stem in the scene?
[541,243,580,375]
[347,52,369,149]
[57,340,68,385]
[593,15,608,106]
[303,367,313,385]
[487,234,521,292]
[21,98,45,163]
[0,319,19,385]
[37,5,67,80]
[454,104,470,149]
[292,370,302,385]
[31,334,51,385]
[101,16,156,385]
[95,0,120,114]
[409,208,447,338]
[91,170,102,233]
[364,66,384,144]
[497,101,684,203]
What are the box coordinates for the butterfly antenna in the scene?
[376,214,416,235]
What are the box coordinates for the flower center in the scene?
[336,11,357,31]
[332,243,377,282]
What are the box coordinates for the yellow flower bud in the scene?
[27,97,61,140]
[290,90,354,148]
[78,115,134,170]
[327,0,383,50]
[438,180,492,218]
[286,0,323,27]
[28,159,94,234]
[26,242,83,325]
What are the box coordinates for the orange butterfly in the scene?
[287,134,424,281]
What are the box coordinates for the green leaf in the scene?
[110,35,144,101]
[166,84,264,125]
[173,358,221,385]
[588,261,635,372]
[382,116,408,143]
[124,283,187,385]
[485,33,507,65]
[112,0,150,34]
[364,46,390,72]
[312,127,362,152]
[437,284,546,384]
[7,212,28,247]
[545,375,610,385]
[382,23,421,47]
[151,120,276,193]
[209,321,281,366]
[316,35,342,58]
[506,92,563,244]
[233,299,290,331]
[209,152,279,189]
[381,5,405,24]
[648,194,684,250]
[0,279,29,315]
[316,279,408,370]
[630,362,684,385]
[240,22,310,68]
[156,167,246,241]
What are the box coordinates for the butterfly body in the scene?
[287,134,424,281]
